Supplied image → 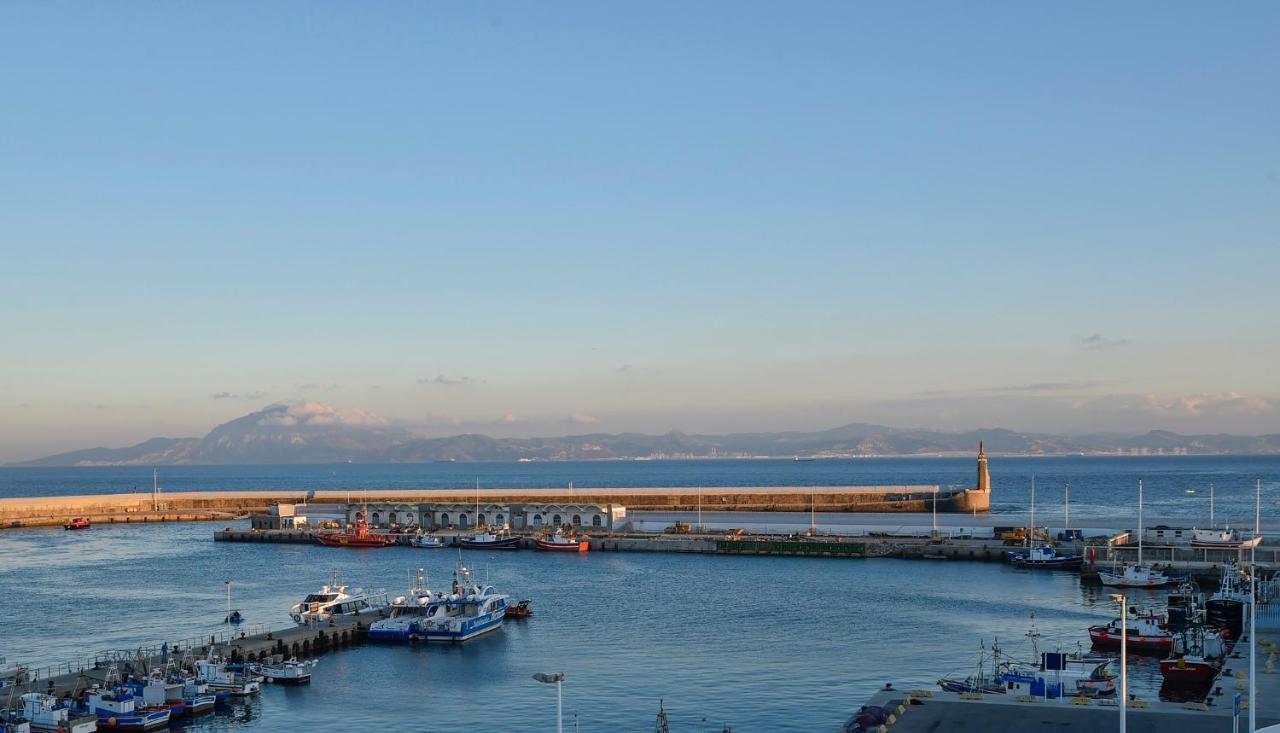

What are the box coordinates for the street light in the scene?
[533,672,565,733]
[1110,593,1127,733]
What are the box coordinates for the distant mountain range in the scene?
[10,403,1280,466]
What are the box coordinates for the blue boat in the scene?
[458,530,521,550]
[400,562,508,642]
[1006,545,1083,569]
[78,688,171,731]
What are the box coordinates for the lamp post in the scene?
[533,672,565,733]
[1110,593,1127,733]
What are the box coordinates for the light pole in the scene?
[533,672,565,733]
[1110,593,1127,733]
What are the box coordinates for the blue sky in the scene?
[2,2,1278,460]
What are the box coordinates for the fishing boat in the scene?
[0,716,31,733]
[369,569,442,641]
[534,531,589,552]
[412,534,446,549]
[1099,482,1170,588]
[1190,527,1262,549]
[64,517,90,530]
[1088,609,1175,655]
[1160,625,1226,685]
[252,658,317,685]
[411,563,509,642]
[194,659,261,697]
[1007,545,1083,569]
[177,678,216,715]
[18,694,96,733]
[289,570,376,624]
[79,689,171,731]
[1205,563,1252,639]
[937,640,1005,694]
[504,599,533,619]
[314,511,397,548]
[459,529,521,550]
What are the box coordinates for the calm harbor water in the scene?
[2,456,1277,731]
[2,455,1279,523]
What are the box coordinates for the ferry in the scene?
[18,694,97,733]
[412,564,509,642]
[534,531,589,552]
[314,511,396,548]
[289,571,376,624]
[459,529,521,551]
[80,689,171,731]
[64,517,90,531]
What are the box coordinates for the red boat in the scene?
[1088,614,1175,655]
[1159,656,1221,684]
[505,599,534,619]
[534,532,589,552]
[64,517,91,530]
[315,512,397,548]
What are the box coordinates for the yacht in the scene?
[289,570,376,624]
[369,569,443,641]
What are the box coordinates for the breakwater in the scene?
[0,484,989,529]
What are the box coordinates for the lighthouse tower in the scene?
[976,441,991,493]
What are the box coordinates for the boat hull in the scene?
[534,538,589,552]
[1159,658,1220,684]
[1007,554,1082,569]
[417,610,506,642]
[1088,626,1174,654]
[315,534,396,548]
[459,537,521,550]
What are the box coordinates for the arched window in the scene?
[459,514,470,529]
[592,515,602,527]
[389,512,398,525]
[440,513,450,526]
[532,515,543,528]
[371,512,381,524]
[478,513,487,526]
[496,513,505,526]
[572,514,582,526]
[552,514,562,527]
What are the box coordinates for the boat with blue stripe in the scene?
[371,562,508,643]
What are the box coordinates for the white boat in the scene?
[289,570,376,624]
[369,570,443,641]
[18,694,96,733]
[411,563,509,643]
[80,689,170,731]
[1191,527,1262,549]
[412,534,446,549]
[194,659,261,697]
[251,658,317,685]
[1,717,31,733]
[1100,481,1170,588]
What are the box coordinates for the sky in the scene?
[2,2,1278,461]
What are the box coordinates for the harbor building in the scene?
[345,502,626,531]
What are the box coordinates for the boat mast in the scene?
[475,478,480,529]
[1028,476,1035,548]
[225,579,231,617]
[152,467,159,512]
[1137,480,1144,566]
[810,488,816,534]
[1064,481,1070,532]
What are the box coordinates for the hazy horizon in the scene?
[3,2,1278,462]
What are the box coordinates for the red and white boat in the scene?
[1160,626,1226,684]
[534,532,589,552]
[315,511,397,548]
[1190,527,1261,549]
[1088,611,1175,655]
[64,517,91,530]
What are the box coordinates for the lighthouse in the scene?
[976,441,991,493]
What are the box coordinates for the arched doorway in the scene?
[496,513,505,527]
[439,512,450,527]
[389,512,398,525]
[478,513,487,526]
[459,514,470,529]
[552,514,562,527]
[532,515,543,528]
[592,515,602,527]
[371,512,381,525]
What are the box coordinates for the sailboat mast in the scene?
[1137,480,1144,566]
[475,478,480,527]
[226,580,231,615]
[1064,481,1069,531]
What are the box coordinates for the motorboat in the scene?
[1099,563,1170,588]
[19,694,96,733]
[410,563,509,642]
[177,678,217,714]
[369,569,441,641]
[412,534,446,549]
[289,570,376,624]
[504,599,533,619]
[534,531,589,552]
[194,659,261,697]
[314,511,397,548]
[1088,609,1175,655]
[1191,527,1262,549]
[79,689,170,731]
[251,658,317,685]
[64,517,90,531]
[459,528,521,550]
[1006,545,1083,569]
